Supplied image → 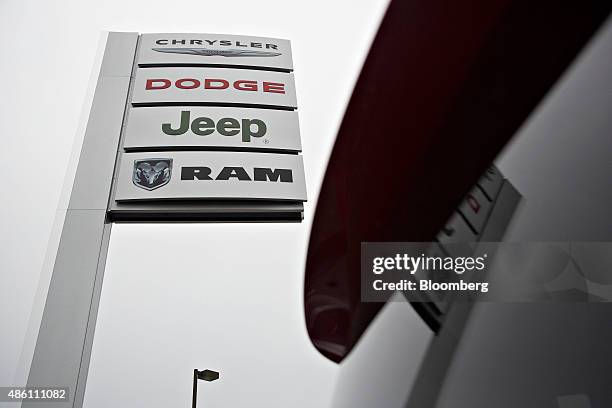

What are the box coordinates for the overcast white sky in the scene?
[0,0,390,406]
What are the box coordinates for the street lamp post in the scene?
[192,369,220,408]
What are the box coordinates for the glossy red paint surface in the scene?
[304,0,611,362]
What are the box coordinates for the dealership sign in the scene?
[109,33,306,221]
[29,33,306,406]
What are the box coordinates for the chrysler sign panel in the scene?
[124,107,302,152]
[131,67,297,108]
[114,151,307,201]
[138,33,293,71]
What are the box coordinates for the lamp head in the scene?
[196,369,219,382]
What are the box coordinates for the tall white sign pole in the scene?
[24,32,139,408]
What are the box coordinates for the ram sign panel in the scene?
[131,67,297,109]
[114,151,307,201]
[124,106,301,152]
[138,33,293,71]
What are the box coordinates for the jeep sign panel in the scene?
[131,67,297,108]
[114,151,307,201]
[123,107,301,152]
[138,33,293,71]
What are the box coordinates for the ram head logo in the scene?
[132,159,172,191]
